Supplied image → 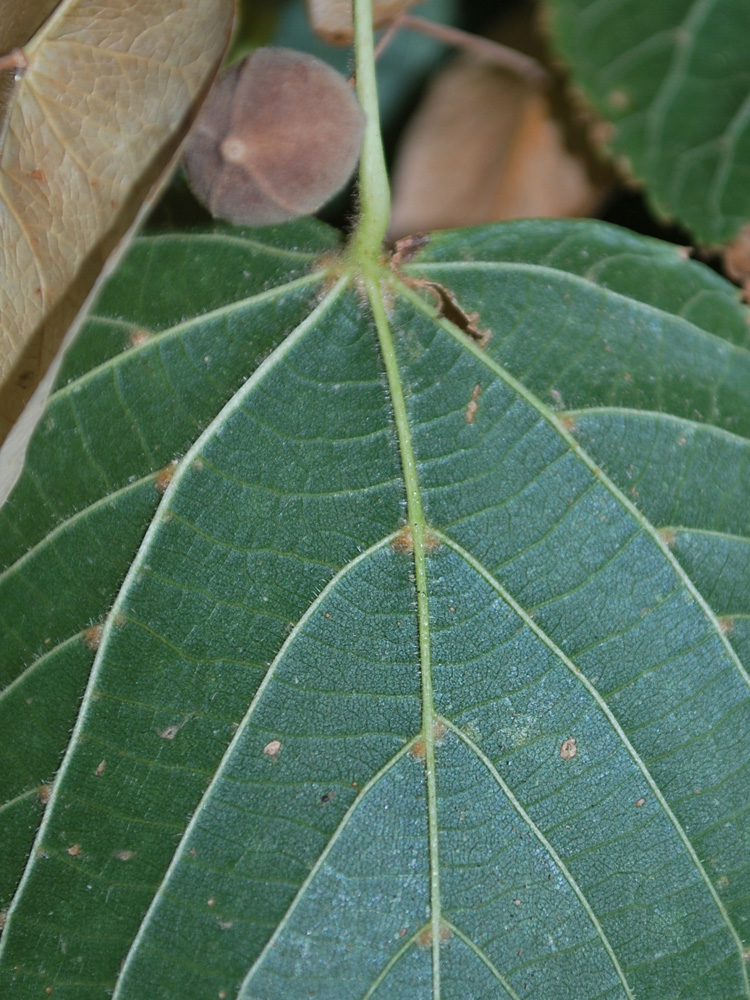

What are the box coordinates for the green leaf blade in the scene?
[3,219,750,999]
[543,0,750,244]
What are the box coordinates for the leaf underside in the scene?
[545,0,750,246]
[1,218,750,999]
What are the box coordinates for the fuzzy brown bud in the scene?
[184,48,366,226]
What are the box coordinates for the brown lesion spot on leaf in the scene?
[67,843,82,857]
[128,327,152,348]
[82,624,103,651]
[94,760,106,777]
[113,849,135,861]
[558,413,577,434]
[155,459,179,494]
[417,923,451,947]
[389,245,491,348]
[718,616,734,635]
[559,737,577,760]
[635,796,646,808]
[37,784,52,804]
[391,524,440,554]
[409,737,426,760]
[465,384,481,424]
[659,528,676,548]
[391,233,429,268]
[263,739,282,758]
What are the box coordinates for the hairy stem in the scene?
[351,0,391,258]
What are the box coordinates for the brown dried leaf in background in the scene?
[0,0,235,444]
[306,0,415,45]
[389,51,610,240]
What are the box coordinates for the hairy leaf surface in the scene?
[1,218,749,999]
[544,0,750,245]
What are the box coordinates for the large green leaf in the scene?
[544,0,750,245]
[1,217,750,999]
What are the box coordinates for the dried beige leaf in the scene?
[389,53,610,239]
[0,0,235,443]
[306,0,414,45]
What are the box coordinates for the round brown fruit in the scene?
[184,47,366,226]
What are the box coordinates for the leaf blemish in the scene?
[559,737,577,760]
[392,525,413,553]
[128,327,152,348]
[635,797,646,808]
[465,384,481,424]
[37,784,52,805]
[113,850,135,861]
[558,413,577,434]
[659,528,676,548]
[155,459,179,494]
[67,844,81,858]
[719,616,734,635]
[82,624,103,650]
[263,739,282,758]
[94,760,106,778]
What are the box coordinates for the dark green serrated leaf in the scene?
[1,219,750,1000]
[544,0,750,245]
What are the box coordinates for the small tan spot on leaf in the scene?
[128,328,152,348]
[37,784,52,804]
[559,737,577,760]
[189,849,197,857]
[743,947,750,962]
[94,760,106,778]
[207,897,216,907]
[513,898,521,907]
[433,720,447,743]
[559,413,577,434]
[217,919,233,930]
[659,528,676,548]
[439,923,451,942]
[677,436,687,446]
[465,384,481,424]
[219,991,228,999]
[113,850,135,861]
[263,739,282,758]
[418,928,433,947]
[409,739,426,760]
[155,460,179,494]
[391,524,414,554]
[158,725,181,741]
[45,989,53,996]
[424,528,441,553]
[717,875,730,888]
[635,797,646,808]
[67,844,81,857]
[0,911,5,931]
[83,625,103,651]
[718,616,734,635]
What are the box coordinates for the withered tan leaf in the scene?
[389,53,610,240]
[0,0,234,443]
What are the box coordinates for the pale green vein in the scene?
[49,270,326,402]
[645,0,719,166]
[566,406,750,450]
[365,267,442,999]
[435,530,750,996]
[0,631,85,707]
[0,786,37,818]
[406,260,750,364]
[233,739,419,1000]
[439,718,633,999]
[0,470,157,589]
[360,925,428,1000]
[0,277,349,968]
[399,278,750,701]
[442,919,522,1000]
[135,229,327,260]
[661,526,750,547]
